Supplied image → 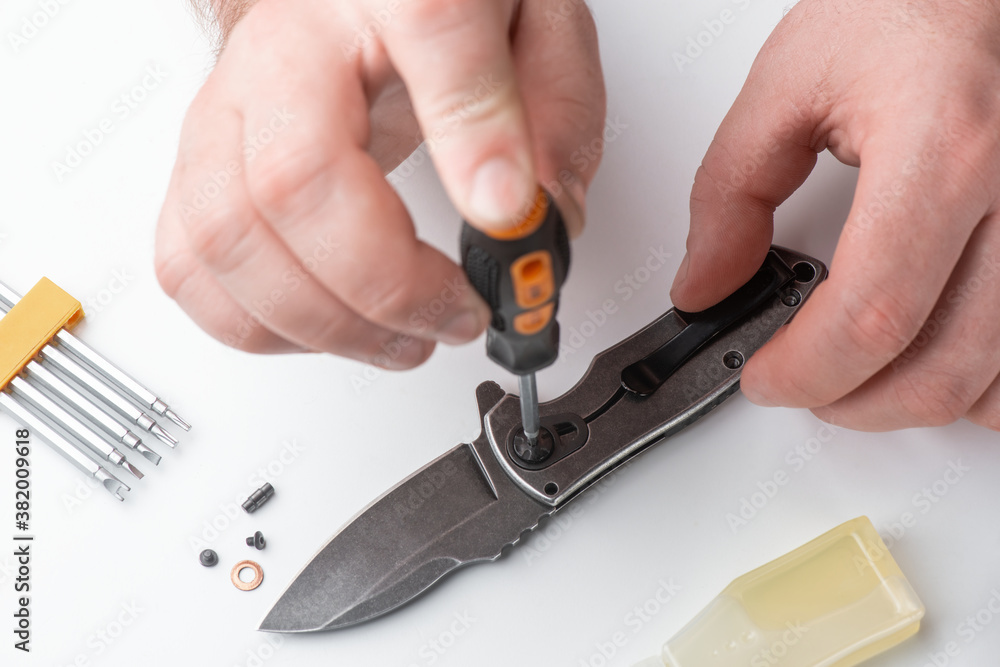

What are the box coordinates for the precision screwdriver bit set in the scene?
[0,277,189,501]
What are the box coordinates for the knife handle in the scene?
[477,246,827,506]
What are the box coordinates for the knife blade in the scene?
[260,246,827,633]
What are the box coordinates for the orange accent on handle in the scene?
[511,250,554,309]
[514,303,554,335]
[0,278,84,391]
[480,188,549,241]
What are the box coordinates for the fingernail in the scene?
[436,309,486,345]
[468,156,534,228]
[670,253,690,296]
[741,383,777,408]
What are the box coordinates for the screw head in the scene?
[247,531,266,550]
[781,289,802,307]
[199,549,219,567]
[723,351,745,370]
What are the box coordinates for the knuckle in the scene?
[351,272,421,326]
[966,405,1000,432]
[246,140,332,222]
[297,311,359,353]
[153,246,194,301]
[183,202,251,273]
[843,284,923,362]
[403,0,473,30]
[894,366,977,427]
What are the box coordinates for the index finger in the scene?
[380,0,537,232]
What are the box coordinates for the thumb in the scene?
[670,68,825,312]
[511,0,606,239]
[381,0,536,233]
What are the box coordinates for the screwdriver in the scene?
[461,187,570,459]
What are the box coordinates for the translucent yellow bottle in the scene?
[636,517,925,667]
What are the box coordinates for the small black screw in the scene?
[781,289,802,307]
[199,549,219,567]
[246,531,266,550]
[723,351,745,370]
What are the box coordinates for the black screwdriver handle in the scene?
[460,188,571,375]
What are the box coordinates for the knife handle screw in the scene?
[723,351,745,370]
[199,549,219,567]
[781,289,802,307]
[246,531,266,550]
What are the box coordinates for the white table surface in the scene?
[1,1,998,665]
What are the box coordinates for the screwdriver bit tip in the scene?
[165,409,191,432]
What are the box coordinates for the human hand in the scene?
[156,0,605,368]
[670,0,1000,430]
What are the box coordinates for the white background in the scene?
[1,1,998,666]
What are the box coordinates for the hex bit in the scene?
[0,279,190,431]
[0,392,130,501]
[22,361,161,465]
[9,378,143,480]
[37,345,178,448]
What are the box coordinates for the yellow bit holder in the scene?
[0,278,84,391]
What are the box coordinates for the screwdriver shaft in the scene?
[10,378,143,480]
[0,392,129,501]
[518,373,541,446]
[37,346,178,447]
[23,361,161,465]
[0,279,190,431]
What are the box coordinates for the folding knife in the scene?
[260,246,826,633]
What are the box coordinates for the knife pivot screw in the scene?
[781,289,802,307]
[246,531,266,550]
[512,426,555,463]
[199,549,219,567]
[723,351,745,370]
[242,483,275,513]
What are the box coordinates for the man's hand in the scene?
[156,0,605,368]
[671,0,1000,430]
